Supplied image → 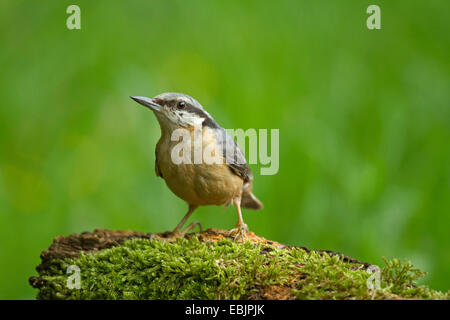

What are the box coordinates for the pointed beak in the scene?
[130,96,162,112]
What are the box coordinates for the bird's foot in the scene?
[182,221,203,235]
[228,223,249,242]
[170,221,203,239]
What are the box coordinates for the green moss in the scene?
[35,237,449,300]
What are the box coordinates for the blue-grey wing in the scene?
[217,128,253,183]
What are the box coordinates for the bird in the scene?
[130,92,263,240]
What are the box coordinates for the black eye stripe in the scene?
[166,99,221,129]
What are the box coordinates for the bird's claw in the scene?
[228,223,249,242]
[171,221,203,239]
[184,221,203,234]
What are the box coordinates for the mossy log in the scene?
[29,228,449,300]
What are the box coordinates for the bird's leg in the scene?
[228,197,249,241]
[171,204,200,237]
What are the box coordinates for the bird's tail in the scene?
[241,182,264,210]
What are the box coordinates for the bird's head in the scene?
[131,92,216,131]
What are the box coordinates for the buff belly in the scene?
[156,127,244,206]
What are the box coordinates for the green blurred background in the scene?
[0,0,449,299]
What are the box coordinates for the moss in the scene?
[34,236,449,300]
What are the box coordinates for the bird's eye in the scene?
[177,101,186,109]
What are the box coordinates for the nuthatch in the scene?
[131,93,263,240]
